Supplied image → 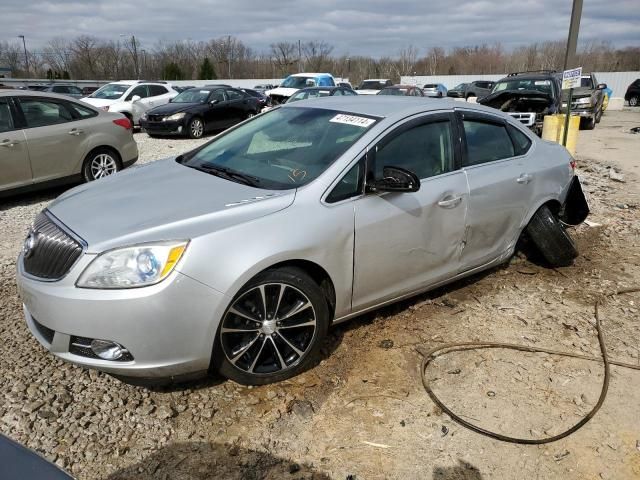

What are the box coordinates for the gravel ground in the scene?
[1,113,639,479]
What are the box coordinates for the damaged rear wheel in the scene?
[526,205,578,267]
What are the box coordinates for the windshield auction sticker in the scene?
[330,114,376,128]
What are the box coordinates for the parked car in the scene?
[266,73,336,104]
[377,85,425,96]
[35,84,85,99]
[557,73,606,130]
[241,88,271,108]
[16,97,588,386]
[356,79,393,95]
[447,83,469,98]
[81,86,99,96]
[1,433,73,479]
[464,81,495,100]
[0,90,138,197]
[422,83,447,98]
[479,71,562,136]
[173,85,195,94]
[82,80,178,125]
[285,86,357,103]
[140,86,260,138]
[337,81,353,89]
[625,78,640,107]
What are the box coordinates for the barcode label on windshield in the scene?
[330,114,375,128]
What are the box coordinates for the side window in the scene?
[69,102,98,119]
[332,89,344,96]
[126,85,148,100]
[326,160,364,203]
[19,98,74,128]
[209,90,226,103]
[344,89,357,96]
[463,119,515,166]
[507,124,532,156]
[375,119,453,180]
[225,89,243,101]
[149,85,168,97]
[52,86,69,93]
[69,86,83,95]
[0,98,15,133]
[318,77,333,87]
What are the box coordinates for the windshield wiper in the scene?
[195,164,262,187]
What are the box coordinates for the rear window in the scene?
[507,124,532,156]
[423,84,438,88]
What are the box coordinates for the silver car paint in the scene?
[17,97,574,378]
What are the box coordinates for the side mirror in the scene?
[368,166,420,193]
[597,83,607,90]
[131,95,141,102]
[306,79,316,87]
[209,99,219,105]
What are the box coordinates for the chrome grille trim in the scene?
[22,211,86,281]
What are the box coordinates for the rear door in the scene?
[0,96,31,192]
[352,112,469,310]
[457,110,535,271]
[16,96,88,184]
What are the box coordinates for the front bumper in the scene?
[16,253,229,379]
[139,119,185,135]
[561,105,595,118]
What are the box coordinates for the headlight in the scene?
[140,113,147,121]
[575,97,591,105]
[101,106,110,112]
[165,112,186,121]
[76,241,188,289]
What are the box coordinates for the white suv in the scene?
[82,81,178,125]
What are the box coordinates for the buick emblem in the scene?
[23,231,37,259]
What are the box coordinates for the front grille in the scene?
[33,317,55,344]
[147,114,164,122]
[69,336,134,362]
[507,112,536,127]
[23,212,84,280]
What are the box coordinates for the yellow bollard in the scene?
[542,114,580,156]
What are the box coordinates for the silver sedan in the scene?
[16,97,587,385]
[0,90,138,197]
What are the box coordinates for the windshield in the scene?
[423,84,438,89]
[90,83,129,100]
[359,80,386,90]
[492,79,553,95]
[580,77,594,88]
[172,89,211,103]
[180,107,378,190]
[281,76,317,89]
[378,88,408,96]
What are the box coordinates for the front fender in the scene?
[559,176,589,225]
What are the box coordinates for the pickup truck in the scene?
[558,73,606,130]
[266,73,336,104]
[478,71,562,136]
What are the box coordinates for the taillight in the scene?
[570,159,577,170]
[113,118,132,130]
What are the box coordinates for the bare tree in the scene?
[302,41,334,72]
[270,42,298,76]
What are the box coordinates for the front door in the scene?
[0,97,31,192]
[352,112,469,310]
[204,90,230,130]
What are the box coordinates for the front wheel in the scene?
[82,148,120,182]
[187,117,204,139]
[629,95,639,107]
[212,267,330,385]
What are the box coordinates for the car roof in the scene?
[280,96,511,122]
[362,79,389,82]
[498,73,556,81]
[385,85,417,89]
[0,90,88,100]
[290,73,332,77]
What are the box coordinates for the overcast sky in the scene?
[3,0,639,56]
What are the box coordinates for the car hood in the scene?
[81,97,118,107]
[147,102,200,115]
[48,158,295,252]
[479,89,554,109]
[266,87,298,98]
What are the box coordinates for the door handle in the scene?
[516,173,532,184]
[68,129,84,136]
[437,195,462,208]
[0,139,18,147]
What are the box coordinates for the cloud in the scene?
[2,0,638,56]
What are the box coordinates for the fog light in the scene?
[90,339,127,360]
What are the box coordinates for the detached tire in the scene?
[526,205,578,267]
[212,267,330,385]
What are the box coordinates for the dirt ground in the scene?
[1,110,639,480]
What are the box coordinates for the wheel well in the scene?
[544,199,562,217]
[266,260,336,317]
[84,146,122,166]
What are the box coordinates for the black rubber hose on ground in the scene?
[419,287,640,445]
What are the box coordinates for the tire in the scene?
[582,115,596,130]
[629,96,639,107]
[212,267,330,385]
[525,205,578,267]
[595,106,603,124]
[187,117,204,139]
[82,147,121,182]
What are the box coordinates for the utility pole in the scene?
[563,0,583,71]
[120,34,139,79]
[228,35,232,78]
[298,39,302,73]
[18,35,28,77]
